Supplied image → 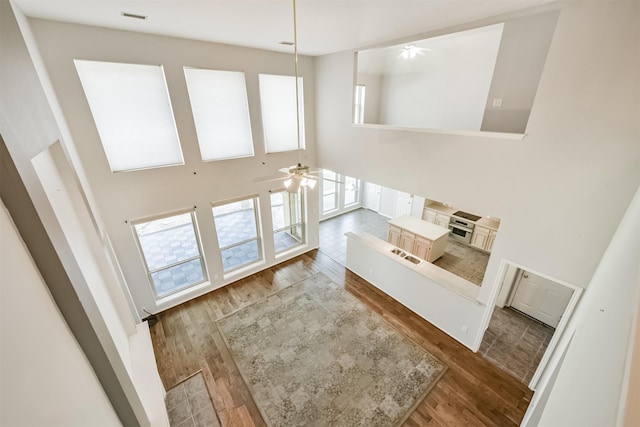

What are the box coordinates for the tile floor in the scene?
[433,240,490,286]
[479,306,555,384]
[165,372,220,427]
[319,208,390,267]
[319,208,489,286]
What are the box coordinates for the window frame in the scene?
[353,84,366,124]
[183,67,255,162]
[270,190,306,254]
[74,59,184,172]
[344,176,361,207]
[322,170,340,214]
[131,207,207,300]
[211,195,263,273]
[259,73,305,153]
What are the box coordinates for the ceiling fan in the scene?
[255,0,342,193]
[399,44,431,59]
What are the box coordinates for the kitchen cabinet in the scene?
[400,229,416,252]
[388,225,401,247]
[470,225,497,252]
[387,216,449,262]
[412,236,432,261]
[423,208,450,228]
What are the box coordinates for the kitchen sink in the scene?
[391,248,406,257]
[390,248,421,265]
[404,255,421,265]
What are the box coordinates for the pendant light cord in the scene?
[293,0,302,166]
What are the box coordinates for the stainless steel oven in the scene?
[448,211,481,244]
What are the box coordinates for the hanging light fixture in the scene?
[283,0,317,193]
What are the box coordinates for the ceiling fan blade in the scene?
[253,173,288,184]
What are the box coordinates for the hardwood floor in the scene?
[150,250,532,426]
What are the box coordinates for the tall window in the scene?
[183,68,254,161]
[212,197,262,272]
[344,176,361,206]
[322,170,339,213]
[259,74,305,153]
[270,191,305,253]
[353,84,366,124]
[74,60,183,172]
[133,209,206,298]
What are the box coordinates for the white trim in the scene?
[352,123,526,140]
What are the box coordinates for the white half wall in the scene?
[0,203,121,427]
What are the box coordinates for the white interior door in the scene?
[363,183,381,211]
[394,191,413,217]
[510,271,573,328]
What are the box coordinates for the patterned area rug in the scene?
[217,273,446,426]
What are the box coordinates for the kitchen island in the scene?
[387,216,450,262]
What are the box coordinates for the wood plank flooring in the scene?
[150,250,532,426]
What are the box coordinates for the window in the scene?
[212,197,262,272]
[322,170,339,213]
[74,60,183,172]
[270,191,305,253]
[344,176,360,206]
[353,84,366,124]
[259,74,305,153]
[183,68,254,161]
[133,210,206,298]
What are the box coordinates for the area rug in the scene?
[216,273,447,426]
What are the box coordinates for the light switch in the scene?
[492,98,503,107]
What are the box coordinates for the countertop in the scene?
[424,202,501,231]
[346,232,482,304]
[388,216,450,240]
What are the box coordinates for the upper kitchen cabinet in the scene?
[353,8,560,137]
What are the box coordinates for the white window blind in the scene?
[259,74,305,153]
[74,60,183,172]
[184,68,254,161]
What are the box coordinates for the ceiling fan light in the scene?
[284,176,301,193]
[307,178,317,189]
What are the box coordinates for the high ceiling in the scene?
[12,0,554,56]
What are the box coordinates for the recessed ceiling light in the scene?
[279,41,294,46]
[122,12,147,20]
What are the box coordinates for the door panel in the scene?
[510,272,573,328]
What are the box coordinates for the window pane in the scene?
[270,192,286,230]
[221,240,260,271]
[134,211,206,297]
[184,68,254,161]
[322,170,338,213]
[135,213,198,271]
[212,197,261,272]
[150,259,205,298]
[271,191,304,253]
[345,176,359,205]
[212,199,258,248]
[74,60,183,171]
[274,228,302,252]
[259,74,305,153]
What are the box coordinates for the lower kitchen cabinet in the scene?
[388,225,401,247]
[470,225,497,252]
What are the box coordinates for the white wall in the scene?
[0,203,121,427]
[27,18,320,316]
[531,183,640,426]
[315,1,640,310]
[1,3,168,424]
